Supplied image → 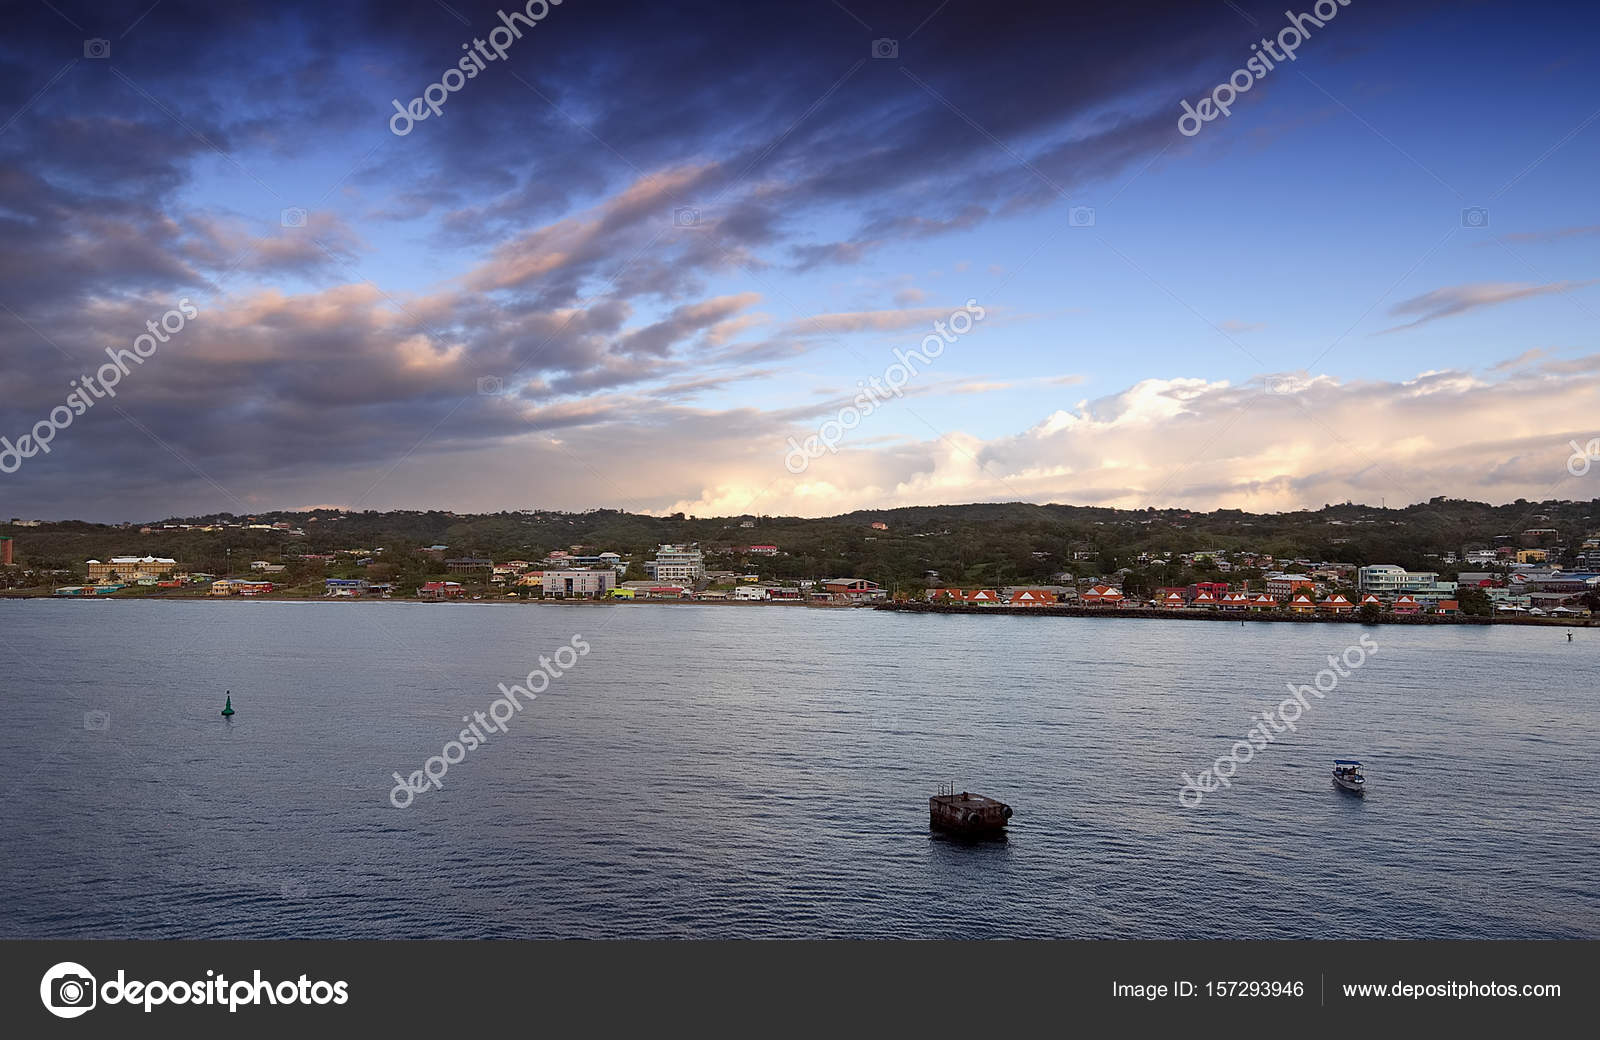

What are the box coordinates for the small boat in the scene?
[1332,759,1365,794]
[929,784,1013,834]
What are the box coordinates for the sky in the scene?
[1,0,1597,522]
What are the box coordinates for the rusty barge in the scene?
[929,784,1013,835]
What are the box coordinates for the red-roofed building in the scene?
[928,588,968,603]
[1161,591,1187,609]
[1010,589,1058,607]
[968,589,1002,605]
[1193,590,1218,608]
[1248,593,1278,611]
[419,581,463,600]
[1187,581,1231,600]
[1218,592,1249,611]
[1320,593,1354,614]
[1433,599,1461,616]
[1288,593,1316,614]
[1360,593,1384,610]
[1393,594,1422,615]
[1081,584,1124,606]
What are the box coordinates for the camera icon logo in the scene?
[477,375,504,396]
[672,206,701,228]
[41,962,97,1018]
[1068,206,1096,228]
[1265,375,1296,395]
[872,38,898,59]
[1461,206,1489,229]
[280,207,308,229]
[84,710,110,731]
[83,38,111,59]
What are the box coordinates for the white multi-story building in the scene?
[542,569,617,599]
[1357,564,1441,595]
[650,544,705,583]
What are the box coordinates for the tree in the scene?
[1358,602,1382,623]
[1457,586,1493,617]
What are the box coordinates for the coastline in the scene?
[872,600,1593,627]
[2,592,1590,625]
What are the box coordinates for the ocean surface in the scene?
[1,599,1596,939]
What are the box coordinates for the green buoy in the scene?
[221,692,235,718]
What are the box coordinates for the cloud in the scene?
[783,307,958,336]
[1493,225,1600,245]
[1379,281,1596,334]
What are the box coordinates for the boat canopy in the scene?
[1333,759,1363,765]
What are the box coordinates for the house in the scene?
[1392,595,1422,615]
[747,545,779,555]
[325,578,369,597]
[821,577,884,602]
[966,589,1002,605]
[928,588,969,603]
[1186,581,1230,600]
[1009,589,1058,607]
[446,557,494,575]
[1160,591,1187,609]
[1248,593,1278,611]
[1360,593,1384,610]
[1192,590,1218,608]
[419,581,464,600]
[1217,592,1250,611]
[1320,593,1354,614]
[210,579,240,596]
[235,581,274,596]
[1081,584,1124,606]
[1288,593,1317,614]
[1433,600,1461,616]
[869,522,888,531]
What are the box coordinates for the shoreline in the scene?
[872,601,1594,627]
[2,592,1591,626]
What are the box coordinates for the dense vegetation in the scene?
[4,497,1593,596]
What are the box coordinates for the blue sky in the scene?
[1,0,1596,520]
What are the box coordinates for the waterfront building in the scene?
[418,581,464,600]
[542,569,618,599]
[87,556,177,582]
[1357,565,1440,595]
[650,544,705,583]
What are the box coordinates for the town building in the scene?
[1357,565,1440,595]
[1081,584,1125,606]
[543,569,618,599]
[1266,574,1316,598]
[821,577,885,602]
[418,581,464,600]
[446,557,494,575]
[649,544,705,583]
[87,556,177,582]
